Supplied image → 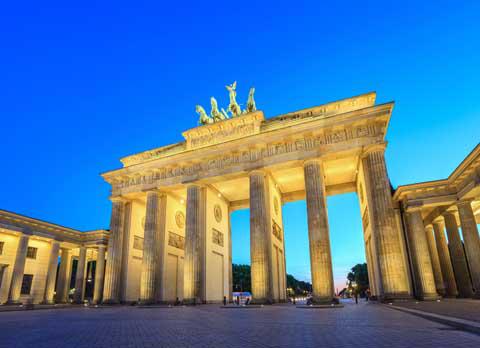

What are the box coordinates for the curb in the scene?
[385,304,480,336]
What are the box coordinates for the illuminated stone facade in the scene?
[1,92,479,305]
[0,210,108,304]
[101,91,413,303]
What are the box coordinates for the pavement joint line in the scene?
[385,304,480,336]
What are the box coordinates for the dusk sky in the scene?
[1,1,479,289]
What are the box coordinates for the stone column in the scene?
[404,210,438,300]
[73,247,87,304]
[361,146,410,299]
[228,209,233,302]
[93,245,106,304]
[42,241,60,304]
[443,212,474,298]
[119,203,132,303]
[55,248,71,303]
[424,225,446,296]
[184,184,206,304]
[432,221,458,297]
[6,234,30,304]
[139,191,167,304]
[249,171,274,304]
[457,200,480,297]
[304,160,334,303]
[103,198,126,304]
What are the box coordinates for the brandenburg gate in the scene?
[1,83,479,305]
[101,86,413,304]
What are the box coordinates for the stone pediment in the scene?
[182,111,264,150]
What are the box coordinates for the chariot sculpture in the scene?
[196,81,257,125]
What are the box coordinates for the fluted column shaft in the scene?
[55,248,71,303]
[304,160,334,303]
[249,171,273,304]
[443,212,473,298]
[42,241,60,304]
[6,234,30,304]
[140,191,167,304]
[184,185,206,304]
[425,226,446,296]
[404,211,438,299]
[73,247,87,303]
[93,245,106,304]
[103,199,126,303]
[228,209,233,302]
[432,221,458,297]
[457,201,480,296]
[361,148,410,299]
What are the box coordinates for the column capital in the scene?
[361,143,387,159]
[442,209,458,218]
[303,158,323,167]
[425,224,434,231]
[432,217,445,226]
[457,199,474,207]
[403,200,424,213]
[185,183,206,190]
[248,169,267,177]
[109,196,129,204]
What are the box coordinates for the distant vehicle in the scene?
[232,292,252,305]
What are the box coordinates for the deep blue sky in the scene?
[1,1,479,288]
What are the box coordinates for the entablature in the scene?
[103,101,393,197]
[0,209,109,247]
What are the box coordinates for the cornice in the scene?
[0,209,109,245]
[102,97,392,177]
[393,143,480,203]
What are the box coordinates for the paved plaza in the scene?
[0,301,479,348]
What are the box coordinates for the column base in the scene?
[417,293,441,301]
[101,299,120,305]
[311,296,338,305]
[379,292,413,303]
[182,298,205,305]
[137,299,156,306]
[250,298,274,305]
[471,292,480,299]
[4,300,22,306]
[39,300,55,305]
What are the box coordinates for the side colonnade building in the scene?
[394,144,480,299]
[0,210,108,305]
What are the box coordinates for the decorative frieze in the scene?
[111,123,382,194]
[362,208,369,230]
[212,228,224,247]
[272,220,282,242]
[168,232,185,250]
